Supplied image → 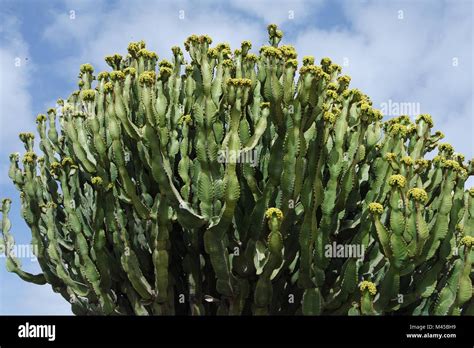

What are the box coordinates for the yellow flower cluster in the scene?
[227,78,252,88]
[323,111,337,124]
[443,159,461,172]
[97,71,109,80]
[326,90,338,99]
[79,63,94,73]
[91,177,103,186]
[415,159,430,168]
[416,114,433,128]
[337,75,351,86]
[401,156,413,166]
[241,40,252,49]
[389,123,408,137]
[127,41,146,57]
[460,236,474,248]
[299,65,324,77]
[184,35,212,50]
[61,157,74,166]
[103,82,114,93]
[245,54,258,63]
[388,174,406,188]
[302,56,314,65]
[138,71,156,86]
[137,49,157,60]
[265,207,283,220]
[384,152,396,161]
[434,130,444,139]
[222,59,234,68]
[81,89,96,101]
[368,202,384,215]
[407,188,428,204]
[359,281,377,295]
[279,45,297,60]
[178,115,192,126]
[159,59,173,69]
[260,46,282,59]
[171,46,182,56]
[105,53,123,67]
[159,67,173,78]
[19,132,35,141]
[216,42,231,52]
[320,57,332,67]
[432,155,446,165]
[110,71,125,81]
[123,67,136,76]
[22,152,37,164]
[438,143,454,155]
[36,114,47,123]
[285,59,298,69]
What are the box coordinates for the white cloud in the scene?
[0,15,35,157]
[0,14,72,314]
[42,0,269,82]
[227,0,324,24]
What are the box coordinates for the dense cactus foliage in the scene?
[1,24,473,315]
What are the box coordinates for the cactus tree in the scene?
[1,25,473,315]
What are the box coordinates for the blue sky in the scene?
[0,0,472,314]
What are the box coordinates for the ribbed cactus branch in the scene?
[1,24,473,315]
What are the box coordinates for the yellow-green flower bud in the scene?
[127,41,145,57]
[438,143,454,155]
[36,114,47,123]
[109,71,125,81]
[265,207,283,220]
[443,159,460,171]
[97,71,109,81]
[384,152,396,162]
[22,151,37,164]
[280,45,297,60]
[416,114,433,128]
[320,57,332,68]
[359,281,377,295]
[407,188,428,204]
[368,202,384,215]
[260,46,282,59]
[138,71,156,86]
[388,174,406,188]
[227,78,252,88]
[460,236,474,248]
[285,59,298,69]
[323,111,336,124]
[103,82,114,93]
[401,156,413,166]
[79,63,94,73]
[123,67,136,76]
[91,176,103,186]
[302,56,314,66]
[159,59,173,69]
[61,157,74,166]
[178,115,192,126]
[81,89,96,101]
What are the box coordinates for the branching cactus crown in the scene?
[1,24,473,315]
